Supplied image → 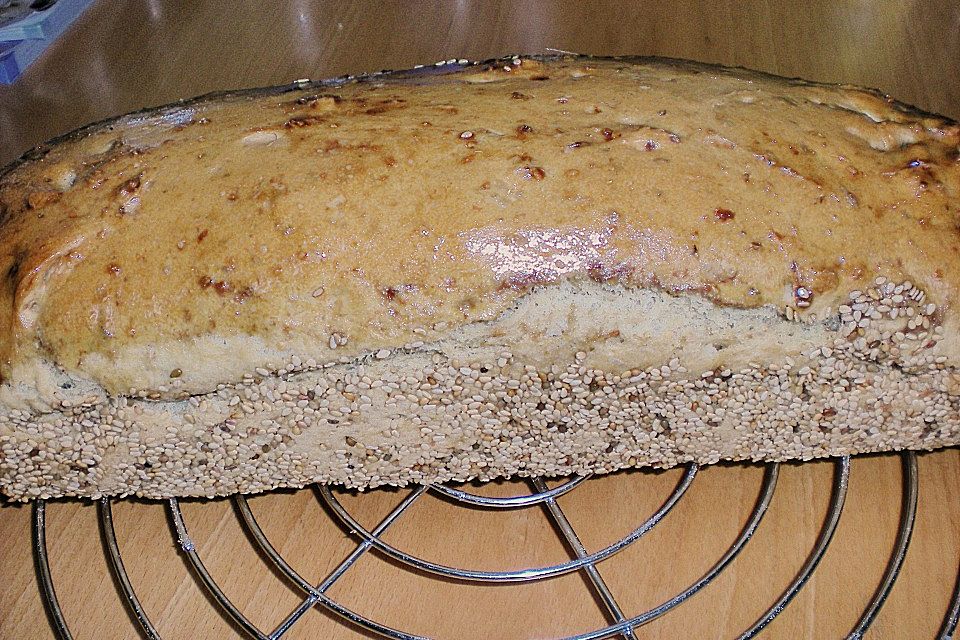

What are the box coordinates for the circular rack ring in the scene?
[428,473,591,508]
[316,462,698,582]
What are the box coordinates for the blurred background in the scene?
[0,2,959,639]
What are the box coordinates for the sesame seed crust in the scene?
[1,279,957,501]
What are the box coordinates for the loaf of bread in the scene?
[1,55,958,501]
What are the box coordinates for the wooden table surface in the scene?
[1,2,959,638]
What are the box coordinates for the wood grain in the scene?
[1,1,959,638]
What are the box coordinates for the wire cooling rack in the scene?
[31,451,960,639]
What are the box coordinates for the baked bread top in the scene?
[0,55,958,409]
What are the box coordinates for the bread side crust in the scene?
[2,281,957,500]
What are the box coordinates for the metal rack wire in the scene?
[31,451,960,639]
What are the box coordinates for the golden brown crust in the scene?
[1,55,959,399]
